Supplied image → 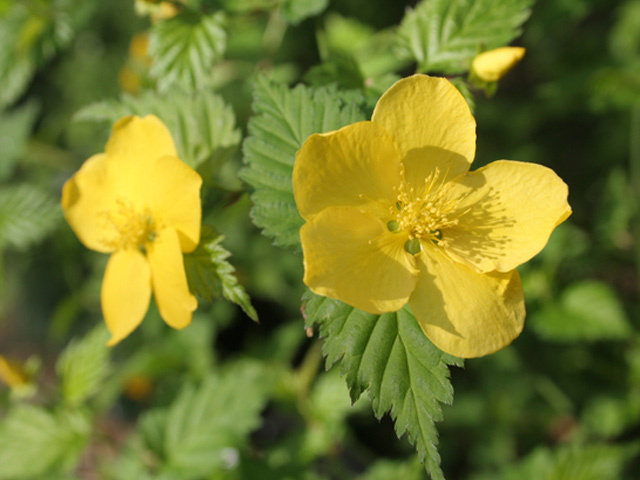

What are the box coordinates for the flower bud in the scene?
[471,47,526,82]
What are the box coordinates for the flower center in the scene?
[103,199,157,252]
[391,166,463,252]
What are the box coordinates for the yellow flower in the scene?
[62,115,202,346]
[293,74,571,358]
[471,47,526,82]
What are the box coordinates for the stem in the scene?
[630,107,640,284]
[295,340,324,416]
[262,10,287,56]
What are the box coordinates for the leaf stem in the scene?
[262,10,287,56]
[294,340,324,416]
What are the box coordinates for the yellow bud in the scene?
[134,0,181,22]
[129,32,150,64]
[118,65,142,94]
[471,47,526,82]
[0,355,30,389]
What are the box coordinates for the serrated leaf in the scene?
[0,405,91,479]
[357,458,426,480]
[0,101,39,182]
[240,74,365,248]
[74,89,240,169]
[531,280,632,342]
[0,5,38,109]
[0,184,61,250]
[136,362,271,477]
[303,293,462,480]
[471,443,640,480]
[281,0,329,25]
[396,0,533,74]
[0,2,93,108]
[56,325,111,407]
[149,10,226,93]
[184,227,257,322]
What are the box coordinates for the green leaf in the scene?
[0,184,61,250]
[303,294,462,480]
[184,227,258,322]
[471,443,640,480]
[135,361,272,477]
[149,10,226,93]
[0,2,93,108]
[0,102,39,182]
[531,280,632,342]
[56,325,111,407]
[590,63,640,111]
[221,0,273,14]
[0,5,39,109]
[396,0,533,74]
[74,89,240,169]
[357,458,426,480]
[302,368,367,459]
[240,74,365,248]
[304,50,365,89]
[582,394,640,439]
[280,0,329,25]
[0,405,91,479]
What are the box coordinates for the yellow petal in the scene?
[442,160,572,273]
[105,115,178,172]
[371,75,476,172]
[410,246,525,358]
[149,155,202,252]
[472,47,525,83]
[301,206,418,314]
[102,249,152,346]
[147,227,197,330]
[62,153,120,253]
[293,122,402,221]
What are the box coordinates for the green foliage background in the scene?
[1,0,640,478]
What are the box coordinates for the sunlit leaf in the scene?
[0,406,91,479]
[531,280,632,342]
[149,10,226,92]
[133,361,272,477]
[74,89,240,169]
[184,227,257,322]
[303,293,462,480]
[396,0,533,74]
[0,184,61,250]
[281,0,329,25]
[56,325,111,407]
[240,73,365,248]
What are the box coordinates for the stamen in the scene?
[393,164,466,246]
[101,199,157,251]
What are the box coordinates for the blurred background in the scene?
[0,0,639,478]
